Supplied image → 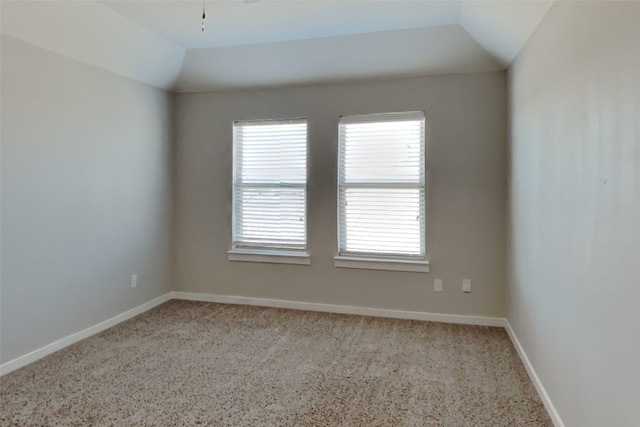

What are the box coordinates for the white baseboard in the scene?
[0,292,172,376]
[170,291,507,327]
[505,320,565,427]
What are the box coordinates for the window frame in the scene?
[228,118,310,265]
[335,111,429,272]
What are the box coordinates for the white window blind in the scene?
[232,119,307,252]
[338,111,426,259]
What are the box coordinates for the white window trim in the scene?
[334,255,429,272]
[336,111,428,272]
[231,118,309,262]
[228,249,311,265]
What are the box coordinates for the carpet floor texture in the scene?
[1,300,552,426]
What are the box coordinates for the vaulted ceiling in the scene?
[0,0,554,92]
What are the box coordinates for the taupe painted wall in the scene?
[0,36,173,362]
[508,2,640,426]
[174,72,508,317]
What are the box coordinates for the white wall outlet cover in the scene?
[463,279,471,293]
[434,279,443,292]
[131,274,138,288]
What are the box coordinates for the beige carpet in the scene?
[1,300,551,426]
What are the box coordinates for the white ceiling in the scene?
[1,0,555,91]
[102,0,462,49]
[461,0,554,65]
[0,0,185,89]
[176,25,502,92]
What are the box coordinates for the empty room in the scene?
[1,0,638,426]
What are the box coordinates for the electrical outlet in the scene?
[463,279,471,293]
[434,279,443,292]
[131,274,138,288]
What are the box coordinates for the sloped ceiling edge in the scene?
[0,1,186,90]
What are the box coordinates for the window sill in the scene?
[334,256,430,273]
[228,249,311,265]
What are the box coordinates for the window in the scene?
[336,111,428,272]
[229,119,309,265]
